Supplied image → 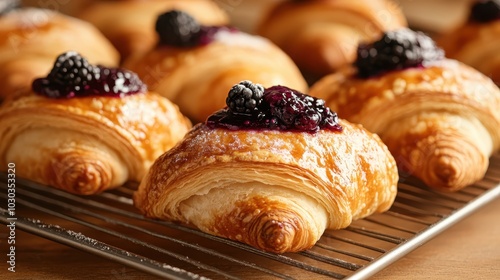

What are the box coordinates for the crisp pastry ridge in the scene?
[0,8,119,101]
[310,59,500,191]
[255,0,407,79]
[134,116,398,253]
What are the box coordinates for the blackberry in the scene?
[32,52,146,98]
[207,85,342,133]
[47,51,94,91]
[226,81,264,115]
[155,10,201,47]
[469,0,500,23]
[355,28,444,78]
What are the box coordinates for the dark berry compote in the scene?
[32,51,146,98]
[354,28,444,78]
[155,9,237,47]
[469,0,500,23]
[207,81,342,134]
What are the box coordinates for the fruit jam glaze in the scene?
[207,81,343,133]
[155,9,237,47]
[354,28,444,78]
[32,51,146,98]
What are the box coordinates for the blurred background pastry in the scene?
[75,0,229,61]
[437,0,500,85]
[124,10,307,123]
[254,0,407,81]
[0,7,119,101]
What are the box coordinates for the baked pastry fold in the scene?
[310,59,500,191]
[0,93,191,195]
[0,8,119,101]
[134,121,398,253]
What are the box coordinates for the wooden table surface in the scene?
[1,196,498,280]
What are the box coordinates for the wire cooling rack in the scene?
[1,153,500,279]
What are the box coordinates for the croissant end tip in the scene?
[50,155,111,195]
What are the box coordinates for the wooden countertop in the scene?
[1,197,499,280]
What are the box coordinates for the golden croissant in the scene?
[0,52,191,195]
[310,28,500,192]
[124,10,308,123]
[437,0,500,85]
[134,82,398,253]
[77,0,229,60]
[255,0,406,80]
[0,8,119,101]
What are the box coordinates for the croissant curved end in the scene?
[49,152,115,195]
[420,147,488,192]
[252,214,308,254]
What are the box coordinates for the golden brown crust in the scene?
[309,59,500,191]
[256,0,406,78]
[438,20,500,85]
[123,32,309,123]
[0,8,119,101]
[77,0,229,60]
[134,121,398,253]
[0,92,191,195]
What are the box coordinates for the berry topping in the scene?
[226,80,265,115]
[47,51,95,91]
[155,10,237,47]
[32,51,146,98]
[155,10,201,47]
[469,0,500,23]
[207,82,342,133]
[355,28,444,78]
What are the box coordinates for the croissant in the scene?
[134,82,398,253]
[77,0,229,60]
[437,0,500,85]
[0,8,119,102]
[124,10,308,123]
[0,52,191,195]
[310,31,500,192]
[255,0,407,80]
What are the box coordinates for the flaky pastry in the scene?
[134,82,398,253]
[310,59,500,191]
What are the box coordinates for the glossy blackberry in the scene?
[33,52,146,98]
[355,28,444,78]
[469,0,500,22]
[207,84,342,133]
[155,10,201,47]
[226,81,264,115]
[47,51,94,91]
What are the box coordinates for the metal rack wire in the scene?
[1,153,500,279]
